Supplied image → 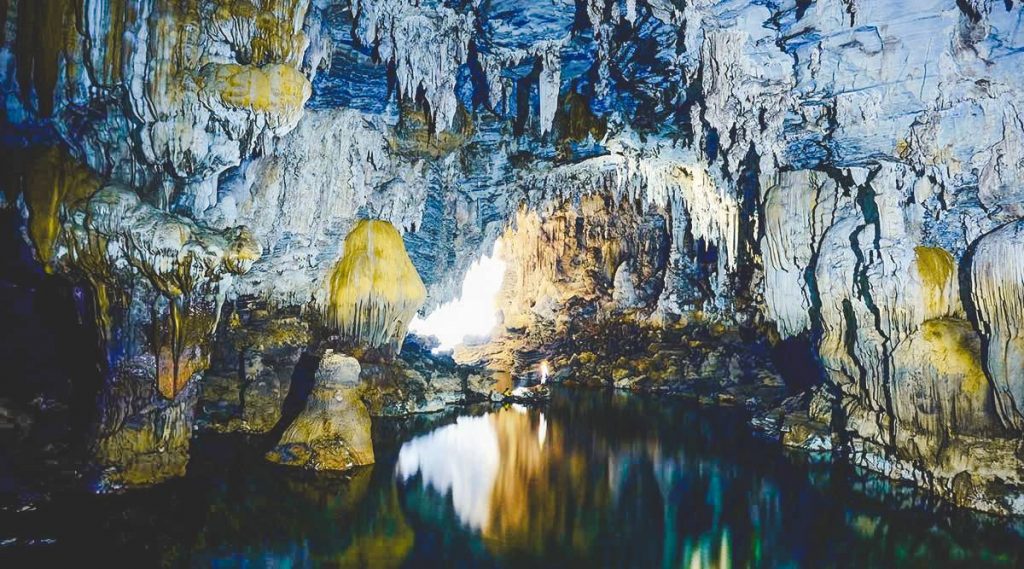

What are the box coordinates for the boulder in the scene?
[266,352,374,471]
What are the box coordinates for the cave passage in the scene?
[3,0,1024,566]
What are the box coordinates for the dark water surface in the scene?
[2,388,1023,567]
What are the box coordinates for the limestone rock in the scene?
[200,313,309,434]
[506,384,552,404]
[359,344,474,416]
[93,361,199,489]
[324,219,427,360]
[971,219,1024,430]
[4,0,320,201]
[267,352,374,471]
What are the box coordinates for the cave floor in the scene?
[1,387,1022,567]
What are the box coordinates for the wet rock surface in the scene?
[92,363,201,490]
[199,309,310,434]
[266,351,374,471]
[359,338,504,416]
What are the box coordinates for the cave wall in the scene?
[1,0,1023,511]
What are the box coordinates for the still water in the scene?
[2,388,1023,567]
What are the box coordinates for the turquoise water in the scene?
[2,388,1023,567]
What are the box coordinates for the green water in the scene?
[2,388,1023,567]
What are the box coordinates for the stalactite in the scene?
[59,184,262,398]
[538,47,561,136]
[760,171,821,338]
[324,219,426,359]
[350,0,473,131]
[11,147,102,268]
[913,246,961,321]
[13,0,79,117]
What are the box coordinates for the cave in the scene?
[1,0,1024,566]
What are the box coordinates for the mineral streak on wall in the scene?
[325,219,427,359]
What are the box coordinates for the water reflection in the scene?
[392,390,1024,567]
[396,414,500,530]
[395,395,750,565]
[2,389,1023,567]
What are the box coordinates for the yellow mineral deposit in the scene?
[914,246,961,320]
[18,147,101,268]
[207,63,311,115]
[212,0,312,65]
[156,300,216,399]
[919,318,988,396]
[13,0,80,116]
[325,219,427,357]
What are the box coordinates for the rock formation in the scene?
[1,0,1024,515]
[200,308,311,433]
[324,219,427,359]
[266,351,374,470]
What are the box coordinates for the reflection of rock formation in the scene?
[395,394,800,565]
[335,484,414,568]
[484,407,568,548]
[397,406,606,556]
[184,465,376,566]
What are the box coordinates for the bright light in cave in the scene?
[409,240,506,352]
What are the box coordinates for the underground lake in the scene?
[3,389,1024,567]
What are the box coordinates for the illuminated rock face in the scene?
[66,183,261,486]
[267,352,374,471]
[325,219,427,360]
[2,1,315,484]
[3,148,263,486]
[62,184,262,397]
[972,220,1024,430]
[760,165,1024,513]
[3,0,319,208]
[93,365,200,489]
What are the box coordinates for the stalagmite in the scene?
[267,351,374,470]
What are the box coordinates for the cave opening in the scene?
[409,239,507,352]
